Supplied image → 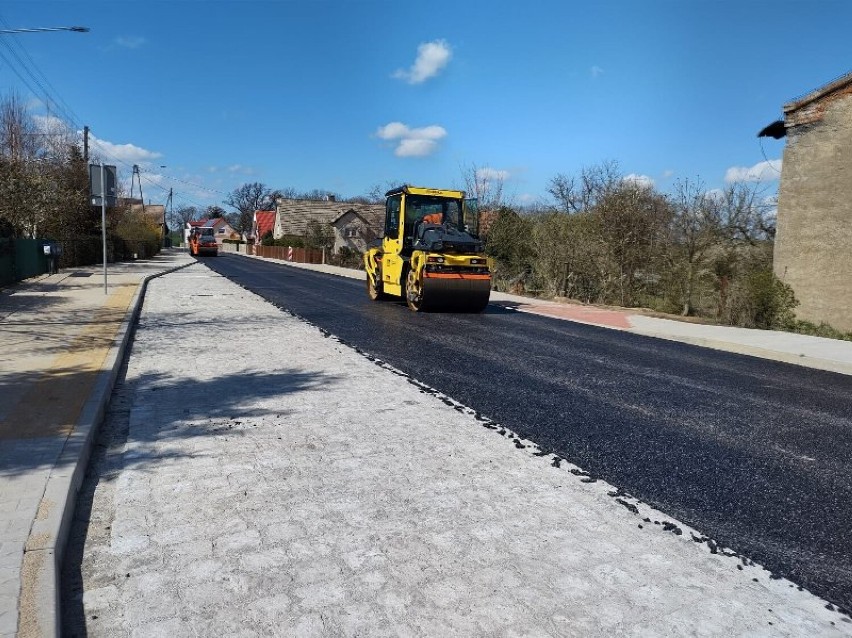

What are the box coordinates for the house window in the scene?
[218,227,226,234]
[344,227,358,238]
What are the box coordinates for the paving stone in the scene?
[63,264,852,637]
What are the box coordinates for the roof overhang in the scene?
[757,119,786,139]
[783,70,852,115]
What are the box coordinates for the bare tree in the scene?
[0,94,40,236]
[364,180,404,203]
[168,205,199,231]
[273,186,298,200]
[0,93,88,240]
[718,181,776,243]
[205,205,227,218]
[668,178,724,316]
[223,182,275,234]
[299,188,340,201]
[460,163,505,210]
[547,160,622,214]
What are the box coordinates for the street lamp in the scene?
[0,26,89,35]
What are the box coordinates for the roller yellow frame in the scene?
[364,185,492,312]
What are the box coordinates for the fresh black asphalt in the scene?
[204,254,852,613]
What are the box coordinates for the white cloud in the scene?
[623,173,655,188]
[476,167,510,182]
[33,114,68,134]
[395,138,439,157]
[89,134,162,163]
[662,169,674,179]
[375,122,409,140]
[724,159,782,183]
[375,122,447,157]
[115,36,146,49]
[226,164,256,175]
[590,65,605,78]
[393,39,452,84]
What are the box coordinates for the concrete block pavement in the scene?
[0,250,194,638]
[65,263,852,636]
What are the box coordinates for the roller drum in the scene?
[419,276,491,312]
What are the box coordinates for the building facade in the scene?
[768,71,852,332]
[273,198,384,253]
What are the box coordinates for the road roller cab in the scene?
[364,185,492,312]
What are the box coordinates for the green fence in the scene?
[0,236,161,287]
[0,238,52,287]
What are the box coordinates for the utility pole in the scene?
[83,125,89,162]
[131,165,145,213]
[100,163,107,293]
[164,188,173,247]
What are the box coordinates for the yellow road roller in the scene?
[364,185,492,312]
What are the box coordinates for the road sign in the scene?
[89,164,117,207]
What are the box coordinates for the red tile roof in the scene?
[255,210,276,239]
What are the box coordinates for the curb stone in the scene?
[17,259,194,638]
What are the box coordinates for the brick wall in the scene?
[775,94,852,332]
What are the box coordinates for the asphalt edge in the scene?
[18,258,195,638]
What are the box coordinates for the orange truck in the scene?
[189,229,218,257]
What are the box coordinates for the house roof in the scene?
[129,203,166,227]
[276,199,384,236]
[759,70,852,138]
[254,210,275,238]
[187,218,227,228]
[784,70,852,113]
[782,70,852,130]
[330,209,369,226]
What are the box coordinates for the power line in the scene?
[137,171,211,211]
[0,15,84,129]
[151,172,231,197]
[0,34,80,131]
[79,134,210,211]
[758,137,782,175]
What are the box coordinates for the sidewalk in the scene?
[2,248,851,637]
[0,250,193,638]
[66,262,850,636]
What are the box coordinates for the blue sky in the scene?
[1,0,850,211]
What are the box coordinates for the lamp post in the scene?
[0,26,89,35]
[161,167,169,246]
